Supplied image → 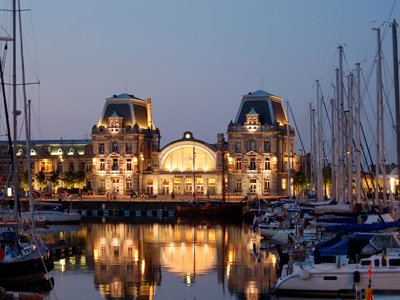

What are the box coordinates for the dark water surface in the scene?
[39,220,276,300]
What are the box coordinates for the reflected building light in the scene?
[245,281,259,299]
[100,237,107,246]
[94,248,99,262]
[141,259,146,274]
[228,250,233,263]
[185,273,192,286]
[59,258,66,273]
[112,237,119,247]
[125,239,133,248]
[226,263,231,279]
[271,253,277,267]
[134,249,139,263]
[80,256,86,266]
[110,280,123,298]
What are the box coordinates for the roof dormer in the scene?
[245,107,260,132]
[108,111,123,133]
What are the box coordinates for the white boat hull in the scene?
[275,261,400,296]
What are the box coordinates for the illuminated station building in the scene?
[0,90,295,197]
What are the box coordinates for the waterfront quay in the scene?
[11,194,249,220]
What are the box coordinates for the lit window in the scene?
[235,159,242,171]
[265,158,270,170]
[112,159,118,171]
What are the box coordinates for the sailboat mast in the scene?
[287,100,291,199]
[316,80,324,200]
[12,0,19,217]
[374,28,385,205]
[347,73,354,205]
[392,20,400,196]
[309,103,315,195]
[355,63,362,203]
[330,96,336,200]
[338,46,346,204]
[17,0,35,229]
[334,67,341,201]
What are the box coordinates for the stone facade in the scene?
[0,90,296,197]
[226,90,296,197]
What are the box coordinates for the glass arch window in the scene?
[161,146,215,172]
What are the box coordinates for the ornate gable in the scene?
[108,111,123,133]
[244,108,260,132]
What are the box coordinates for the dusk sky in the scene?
[0,1,399,160]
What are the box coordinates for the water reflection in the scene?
[43,222,276,299]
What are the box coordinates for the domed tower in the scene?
[227,90,295,197]
[91,93,160,196]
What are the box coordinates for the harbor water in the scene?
[9,219,398,300]
[41,220,276,300]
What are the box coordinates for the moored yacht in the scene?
[273,231,400,297]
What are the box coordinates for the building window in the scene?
[264,141,271,152]
[57,161,62,172]
[264,179,270,191]
[236,179,242,191]
[126,179,132,190]
[112,143,119,153]
[86,162,92,172]
[235,142,241,153]
[127,159,132,171]
[162,179,169,195]
[100,180,105,189]
[249,157,256,170]
[235,159,242,171]
[265,157,270,170]
[249,140,256,152]
[100,159,105,171]
[125,143,132,154]
[282,178,287,190]
[69,162,74,172]
[99,143,105,154]
[249,178,257,193]
[112,159,118,171]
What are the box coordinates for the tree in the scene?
[21,171,30,193]
[35,170,47,195]
[74,170,86,193]
[293,170,307,198]
[48,170,60,197]
[62,171,75,190]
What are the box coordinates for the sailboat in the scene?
[0,0,53,286]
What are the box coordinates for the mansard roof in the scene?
[97,93,154,130]
[233,89,287,126]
